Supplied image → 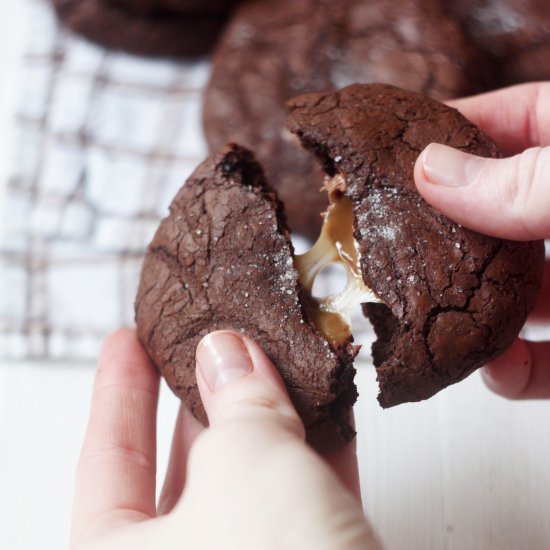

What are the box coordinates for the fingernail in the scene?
[480,365,502,393]
[421,143,485,187]
[481,340,531,398]
[481,363,523,398]
[196,332,253,392]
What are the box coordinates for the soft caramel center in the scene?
[294,175,382,342]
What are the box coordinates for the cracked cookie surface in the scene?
[204,0,480,238]
[135,144,358,452]
[286,83,545,407]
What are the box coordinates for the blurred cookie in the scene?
[446,0,550,85]
[204,0,481,238]
[52,0,238,57]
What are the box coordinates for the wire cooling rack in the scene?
[0,0,213,359]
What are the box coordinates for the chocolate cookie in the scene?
[203,0,481,238]
[286,83,545,407]
[52,0,238,57]
[446,0,550,85]
[135,144,359,452]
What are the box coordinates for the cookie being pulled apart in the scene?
[136,84,544,451]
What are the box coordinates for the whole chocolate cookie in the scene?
[52,0,236,57]
[445,0,550,85]
[286,83,545,407]
[135,144,358,452]
[204,0,481,238]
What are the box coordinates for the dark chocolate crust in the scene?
[446,0,550,86]
[52,0,231,57]
[135,144,358,452]
[204,0,481,238]
[286,83,545,407]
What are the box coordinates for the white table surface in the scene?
[3,356,550,550]
[2,3,550,550]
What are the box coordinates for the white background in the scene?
[1,2,550,549]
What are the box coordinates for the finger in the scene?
[447,82,550,155]
[184,332,375,549]
[71,329,159,543]
[194,331,363,499]
[414,144,550,240]
[482,338,550,399]
[157,404,204,515]
[324,418,362,503]
[194,330,305,441]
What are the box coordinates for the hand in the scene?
[70,329,379,550]
[413,82,550,400]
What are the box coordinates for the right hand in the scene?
[413,82,550,399]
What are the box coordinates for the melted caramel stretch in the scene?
[294,176,382,343]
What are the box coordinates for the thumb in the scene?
[195,330,305,442]
[414,143,550,240]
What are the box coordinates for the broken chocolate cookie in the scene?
[136,84,544,452]
[286,83,545,407]
[135,144,358,452]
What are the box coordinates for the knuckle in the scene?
[225,393,305,437]
[511,148,548,237]
[235,392,287,413]
[530,82,550,146]
[80,443,155,473]
[524,83,542,147]
[493,156,520,208]
[191,395,305,462]
[513,148,539,201]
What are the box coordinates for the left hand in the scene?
[70,328,379,550]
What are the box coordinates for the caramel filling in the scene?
[295,175,382,342]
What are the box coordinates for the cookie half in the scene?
[135,144,358,452]
[286,83,545,407]
[204,0,482,238]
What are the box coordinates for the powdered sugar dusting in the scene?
[378,225,397,240]
[262,235,303,313]
[356,186,401,242]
